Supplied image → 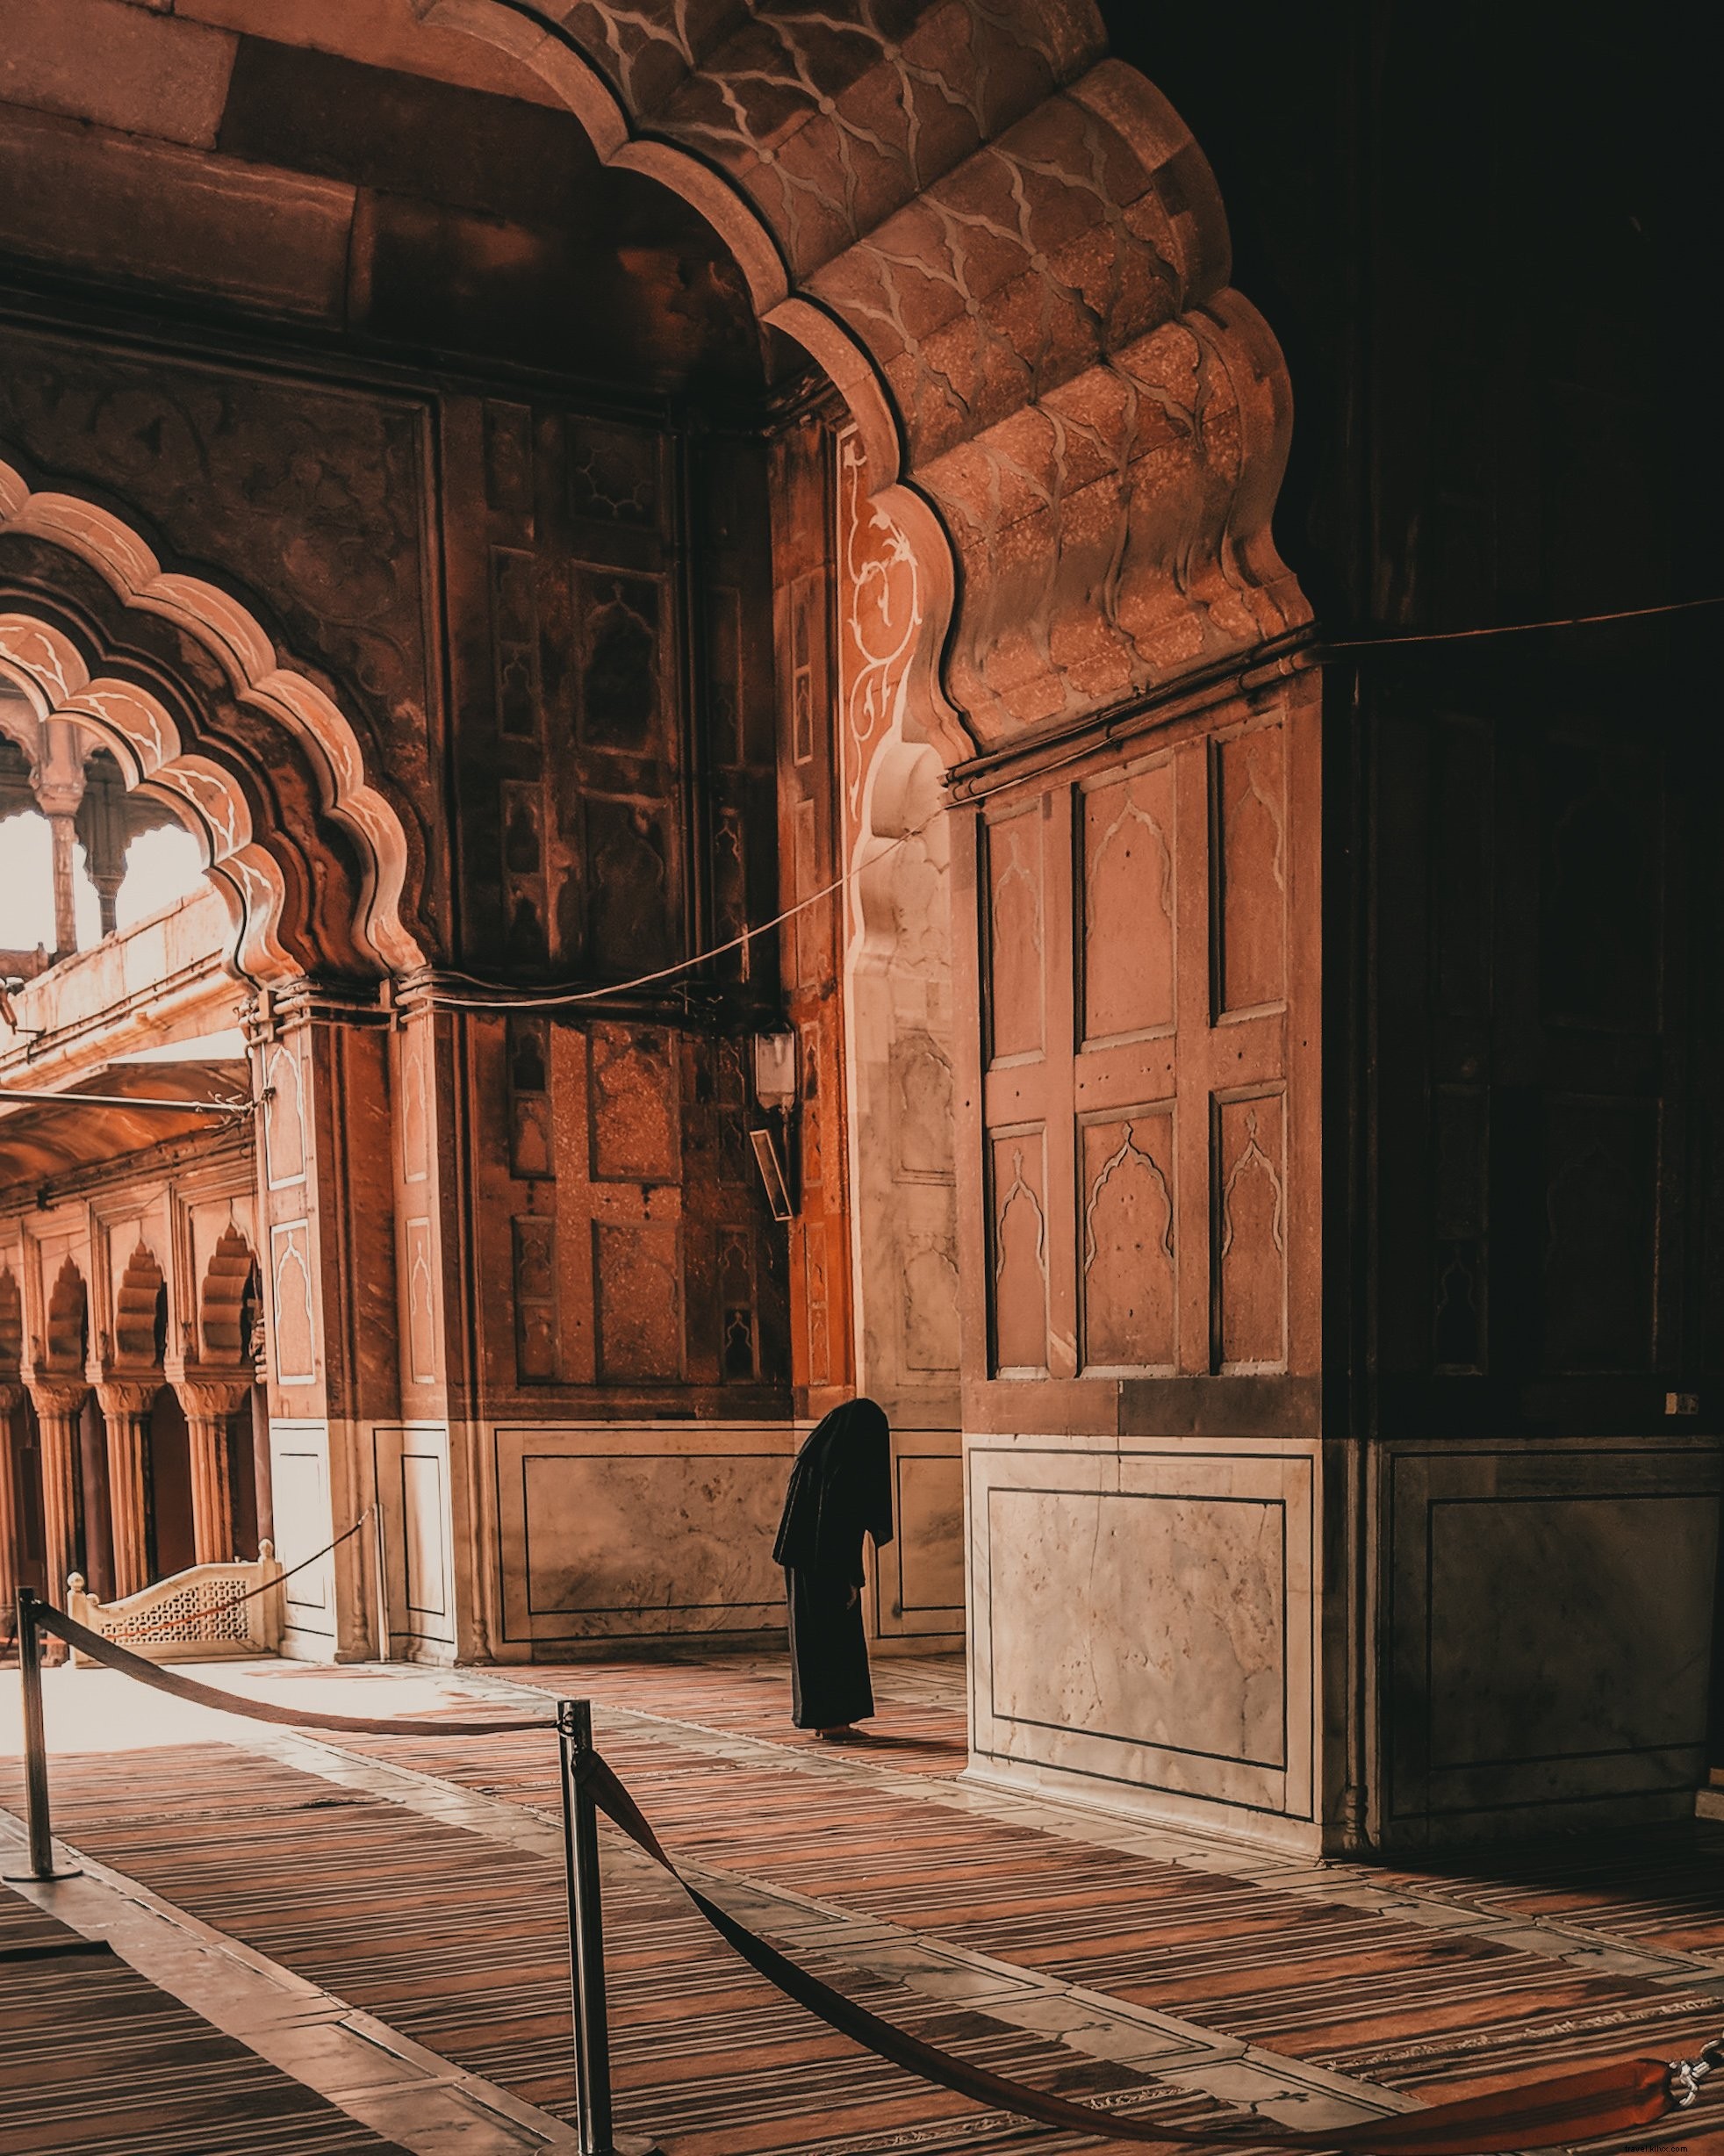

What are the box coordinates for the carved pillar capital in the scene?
[174,1369,251,1566]
[174,1373,253,1424]
[25,1373,90,1421]
[95,1376,159,1421]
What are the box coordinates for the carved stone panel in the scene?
[792,796,822,991]
[568,417,661,531]
[574,569,665,758]
[1081,763,1175,1044]
[990,1128,1049,1376]
[802,1223,831,1388]
[716,1226,759,1383]
[507,1016,554,1181]
[1081,1110,1177,1373]
[490,547,542,740]
[891,1032,956,1182]
[262,1040,307,1189]
[500,778,550,967]
[1213,725,1287,1017]
[404,1217,437,1385]
[594,1222,683,1383]
[512,1215,557,1383]
[986,809,1043,1064]
[482,400,534,520]
[589,1024,680,1184]
[399,1021,432,1188]
[585,798,673,973]
[1213,1091,1288,1372]
[269,1219,316,1385]
[903,1233,961,1375]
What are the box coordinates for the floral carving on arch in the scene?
[0,458,424,985]
[418,0,1310,751]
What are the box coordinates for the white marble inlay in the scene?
[988,1485,1285,1766]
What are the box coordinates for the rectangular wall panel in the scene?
[968,1441,1314,1823]
[1212,723,1287,1017]
[988,1126,1049,1375]
[1212,1089,1288,1371]
[593,1221,683,1381]
[1081,760,1175,1044]
[1079,1107,1176,1372]
[1387,1438,1723,1836]
[493,1421,799,1644]
[373,1422,457,1657]
[985,808,1044,1063]
[268,1417,334,1649]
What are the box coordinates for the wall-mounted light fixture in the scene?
[749,1029,798,1223]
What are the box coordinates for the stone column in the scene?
[0,1383,20,1638]
[94,1379,155,1599]
[77,751,130,939]
[32,722,88,963]
[25,1376,88,1603]
[175,1376,249,1564]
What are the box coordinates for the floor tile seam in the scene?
[231,1720,1422,2130]
[0,1805,585,2155]
[442,1675,1724,1987]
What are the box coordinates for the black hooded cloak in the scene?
[773,1398,893,1729]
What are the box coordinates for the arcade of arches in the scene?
[0,0,1719,1868]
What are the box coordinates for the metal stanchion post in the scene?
[4,1589,79,1882]
[557,1699,658,2156]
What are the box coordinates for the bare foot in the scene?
[814,1725,857,1741]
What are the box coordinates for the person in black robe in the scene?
[773,1397,894,1737]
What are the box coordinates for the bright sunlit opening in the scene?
[0,812,206,953]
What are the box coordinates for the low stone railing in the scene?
[66,1542,285,1664]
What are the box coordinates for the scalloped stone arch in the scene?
[0,458,425,985]
[0,1266,21,1376]
[201,1223,261,1362]
[416,0,1310,750]
[114,1241,169,1369]
[45,1256,88,1374]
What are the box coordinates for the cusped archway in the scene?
[113,1241,169,1369]
[0,458,427,986]
[201,1224,262,1366]
[417,0,1310,751]
[0,1265,21,1377]
[44,1256,88,1374]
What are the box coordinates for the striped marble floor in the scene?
[0,1872,406,2155]
[3,1650,1722,2155]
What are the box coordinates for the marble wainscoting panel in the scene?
[267,1416,337,1659]
[870,1425,965,1648]
[966,1436,1317,1845]
[492,1421,802,1651]
[373,1423,457,1664]
[1385,1435,1724,1843]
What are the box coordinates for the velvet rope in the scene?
[33,1604,552,1737]
[18,1605,1705,2152]
[576,1750,1683,2155]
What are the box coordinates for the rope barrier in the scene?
[5,1587,1718,2156]
[39,1603,550,1736]
[571,1747,1694,2153]
[97,1510,376,1643]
